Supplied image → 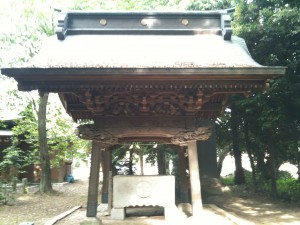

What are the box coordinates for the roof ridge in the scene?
[56,10,232,40]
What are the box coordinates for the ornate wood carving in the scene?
[54,78,268,121]
[76,89,207,117]
[77,123,211,146]
[171,127,211,146]
[77,124,118,147]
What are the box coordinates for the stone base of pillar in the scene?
[164,206,181,220]
[97,203,108,212]
[177,203,192,217]
[192,201,203,217]
[97,203,109,217]
[80,217,102,225]
[111,208,125,220]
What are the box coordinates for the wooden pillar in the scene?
[86,141,101,217]
[100,149,111,204]
[187,140,202,216]
[178,147,189,203]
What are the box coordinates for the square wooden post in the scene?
[187,140,203,216]
[100,150,111,204]
[86,141,101,217]
[178,147,189,203]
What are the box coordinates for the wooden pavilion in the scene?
[2,10,285,224]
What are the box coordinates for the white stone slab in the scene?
[113,175,175,208]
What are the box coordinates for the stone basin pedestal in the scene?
[111,175,177,220]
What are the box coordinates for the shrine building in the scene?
[1,10,285,224]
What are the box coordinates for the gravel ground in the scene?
[1,179,300,225]
[0,180,88,225]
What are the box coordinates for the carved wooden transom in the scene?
[77,123,212,147]
[78,89,206,117]
[59,79,269,121]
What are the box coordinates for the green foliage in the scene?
[45,101,90,167]
[221,175,235,186]
[278,170,294,180]
[187,0,232,10]
[277,179,300,202]
[0,94,89,180]
[112,142,159,175]
[0,181,15,205]
[255,175,300,202]
[214,0,300,196]
[0,146,24,172]
[112,143,179,175]
[112,0,179,10]
[112,144,138,175]
[221,170,253,186]
[0,106,39,179]
[63,0,187,10]
[222,173,300,202]
[0,1,56,66]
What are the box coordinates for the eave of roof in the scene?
[0,10,286,122]
[0,130,13,136]
[2,66,285,76]
[1,10,285,86]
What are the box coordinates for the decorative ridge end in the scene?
[56,12,68,40]
[221,14,232,40]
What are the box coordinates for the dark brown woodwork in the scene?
[100,149,111,204]
[77,123,211,147]
[178,147,189,203]
[2,66,284,122]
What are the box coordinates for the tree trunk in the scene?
[256,148,268,180]
[157,148,165,175]
[38,92,53,193]
[230,101,245,184]
[128,149,134,175]
[217,147,230,177]
[298,159,300,182]
[291,126,300,182]
[139,151,144,175]
[243,119,257,188]
[267,132,278,198]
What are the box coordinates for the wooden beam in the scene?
[45,206,81,225]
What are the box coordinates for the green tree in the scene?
[187,0,232,10]
[0,0,90,192]
[38,92,52,192]
[232,0,300,196]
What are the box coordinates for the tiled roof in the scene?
[28,34,260,69]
